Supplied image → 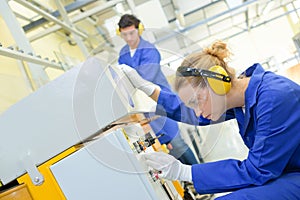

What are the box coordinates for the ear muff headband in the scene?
[177,65,231,95]
[116,23,144,36]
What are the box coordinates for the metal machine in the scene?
[0,57,182,199]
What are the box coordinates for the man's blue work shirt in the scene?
[157,63,300,194]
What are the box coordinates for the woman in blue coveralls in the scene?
[120,40,300,199]
[117,14,198,165]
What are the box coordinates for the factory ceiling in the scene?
[7,0,300,45]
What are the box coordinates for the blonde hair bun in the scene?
[204,40,231,61]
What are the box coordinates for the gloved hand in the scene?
[118,64,159,96]
[142,151,192,182]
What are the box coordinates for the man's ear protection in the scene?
[177,65,231,95]
[116,23,145,36]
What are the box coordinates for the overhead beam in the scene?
[155,0,258,44]
[181,0,258,32]
[28,0,124,42]
[15,0,88,39]
[168,0,221,23]
[23,0,97,32]
[192,6,300,47]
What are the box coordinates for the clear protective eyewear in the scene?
[186,86,207,109]
[120,29,138,38]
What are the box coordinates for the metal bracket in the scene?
[21,153,44,186]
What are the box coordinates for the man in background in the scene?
[117,14,198,165]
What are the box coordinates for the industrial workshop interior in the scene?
[0,0,300,199]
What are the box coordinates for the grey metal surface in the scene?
[0,57,130,184]
[50,129,171,200]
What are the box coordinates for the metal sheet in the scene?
[50,129,171,200]
[0,57,130,184]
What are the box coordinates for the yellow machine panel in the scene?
[17,146,80,200]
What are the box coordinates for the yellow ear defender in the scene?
[116,23,144,36]
[206,65,231,95]
[137,23,144,35]
[176,65,232,95]
[116,27,121,36]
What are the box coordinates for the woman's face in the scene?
[178,82,227,121]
